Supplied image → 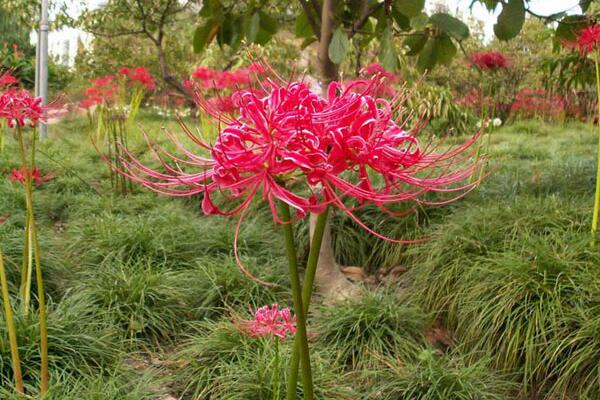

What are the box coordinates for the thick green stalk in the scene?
[31,221,49,394]
[272,339,280,400]
[0,249,24,395]
[16,128,33,314]
[286,208,329,400]
[277,202,314,400]
[591,51,600,244]
[15,127,49,394]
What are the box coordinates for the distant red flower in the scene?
[80,75,118,108]
[469,51,509,71]
[511,88,565,119]
[246,304,296,340]
[9,167,46,185]
[126,66,156,91]
[0,88,43,128]
[119,67,130,75]
[576,24,600,56]
[0,73,18,88]
[191,64,265,90]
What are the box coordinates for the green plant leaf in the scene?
[254,11,277,45]
[295,12,312,38]
[581,0,592,12]
[555,15,589,43]
[193,19,219,53]
[430,13,469,41]
[379,27,398,71]
[493,0,525,41]
[246,11,260,43]
[404,31,429,56]
[435,34,457,65]
[394,0,425,18]
[417,38,436,72]
[410,13,429,30]
[329,27,349,64]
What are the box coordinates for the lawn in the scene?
[1,115,599,399]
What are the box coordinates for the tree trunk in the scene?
[311,0,354,300]
[155,43,195,106]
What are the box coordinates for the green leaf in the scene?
[394,0,425,18]
[493,0,525,41]
[417,38,436,72]
[392,10,411,31]
[435,34,457,65]
[193,19,219,53]
[295,12,312,38]
[252,11,277,44]
[329,27,349,64]
[581,0,592,12]
[199,0,222,19]
[410,13,429,30]
[479,0,500,11]
[379,27,398,71]
[430,13,469,41]
[555,15,589,43]
[246,12,260,43]
[404,31,429,56]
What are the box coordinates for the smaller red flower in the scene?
[0,88,43,128]
[576,24,600,56]
[9,167,47,185]
[469,51,509,71]
[0,73,18,88]
[247,304,296,340]
[119,67,130,75]
[127,66,156,91]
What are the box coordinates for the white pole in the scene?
[39,0,49,139]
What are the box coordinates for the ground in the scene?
[0,115,599,399]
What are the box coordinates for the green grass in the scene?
[0,117,599,398]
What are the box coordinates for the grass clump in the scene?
[316,288,431,368]
[176,317,357,399]
[368,349,517,400]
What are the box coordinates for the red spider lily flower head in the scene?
[0,88,43,128]
[127,66,156,91]
[576,24,600,56]
[246,304,296,340]
[0,72,18,88]
[113,63,484,282]
[119,67,130,75]
[469,51,509,71]
[81,75,118,108]
[9,167,47,185]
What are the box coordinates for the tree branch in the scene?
[349,2,382,39]
[299,0,321,40]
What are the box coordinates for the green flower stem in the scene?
[592,51,600,244]
[31,220,49,394]
[277,201,314,400]
[272,339,280,400]
[15,127,49,394]
[0,249,24,395]
[286,208,329,400]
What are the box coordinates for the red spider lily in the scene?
[80,75,118,108]
[0,88,43,128]
[122,66,156,91]
[113,66,483,278]
[362,63,400,84]
[576,24,600,56]
[246,304,296,340]
[511,88,565,119]
[9,167,48,185]
[469,51,509,71]
[191,63,266,90]
[0,73,18,88]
